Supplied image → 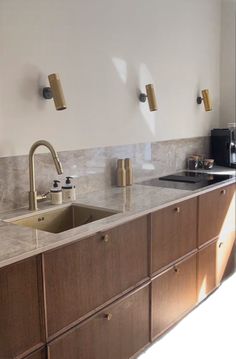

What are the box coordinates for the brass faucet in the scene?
[29,140,63,210]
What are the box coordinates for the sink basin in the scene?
[6,204,118,234]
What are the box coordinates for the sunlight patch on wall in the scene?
[112,57,128,84]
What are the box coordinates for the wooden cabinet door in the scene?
[48,286,150,359]
[197,240,217,302]
[151,198,197,273]
[43,216,148,338]
[217,234,236,284]
[26,348,46,359]
[198,183,236,247]
[152,254,197,339]
[0,257,45,359]
[197,234,235,303]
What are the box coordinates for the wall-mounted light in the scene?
[139,84,158,112]
[43,73,67,111]
[197,89,212,112]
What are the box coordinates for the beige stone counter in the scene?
[0,167,235,268]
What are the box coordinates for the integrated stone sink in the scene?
[6,204,118,234]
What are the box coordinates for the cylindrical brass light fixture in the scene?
[202,89,212,112]
[43,73,67,111]
[146,84,158,111]
[139,83,158,112]
[197,89,212,112]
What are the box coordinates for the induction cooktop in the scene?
[138,171,234,191]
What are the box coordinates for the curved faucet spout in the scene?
[29,140,63,210]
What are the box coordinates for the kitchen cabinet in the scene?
[151,253,197,339]
[197,233,235,302]
[47,285,150,359]
[197,240,217,302]
[216,233,235,284]
[43,216,148,338]
[151,197,197,274]
[198,183,236,247]
[0,257,45,359]
[1,182,235,358]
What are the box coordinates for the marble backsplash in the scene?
[0,137,210,213]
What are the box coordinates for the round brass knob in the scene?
[221,189,226,195]
[104,313,112,321]
[175,207,181,213]
[102,234,110,243]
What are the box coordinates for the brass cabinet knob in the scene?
[175,207,181,213]
[102,234,110,243]
[104,313,112,321]
[174,266,180,273]
[221,189,226,195]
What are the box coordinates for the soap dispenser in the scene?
[50,180,62,205]
[62,176,76,202]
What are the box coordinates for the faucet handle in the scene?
[37,192,50,202]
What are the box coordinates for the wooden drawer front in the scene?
[26,348,46,359]
[197,241,217,302]
[48,286,150,359]
[43,216,148,337]
[0,257,44,359]
[198,183,236,247]
[152,254,197,339]
[151,198,197,273]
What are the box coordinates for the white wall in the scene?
[220,0,236,128]
[0,0,221,157]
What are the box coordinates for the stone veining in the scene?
[0,137,210,213]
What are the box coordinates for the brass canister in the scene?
[116,159,126,187]
[125,158,133,186]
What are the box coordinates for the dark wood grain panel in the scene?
[0,257,45,359]
[152,254,197,339]
[48,285,150,359]
[151,198,197,273]
[197,233,235,303]
[26,347,46,359]
[198,183,236,247]
[43,216,148,338]
[217,233,236,284]
[197,240,217,302]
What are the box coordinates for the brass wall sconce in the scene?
[139,84,158,112]
[43,73,67,111]
[197,89,212,112]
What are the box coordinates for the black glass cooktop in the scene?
[139,171,234,191]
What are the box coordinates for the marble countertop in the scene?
[0,166,235,269]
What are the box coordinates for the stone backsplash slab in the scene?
[0,137,209,213]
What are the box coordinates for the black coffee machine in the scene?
[211,128,236,168]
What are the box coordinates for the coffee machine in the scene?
[211,128,236,168]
